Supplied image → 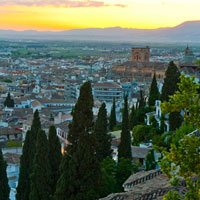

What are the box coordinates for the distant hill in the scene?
[0,21,200,43]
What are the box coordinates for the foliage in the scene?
[115,158,134,192]
[145,149,157,171]
[94,103,112,162]
[171,123,195,146]
[149,115,158,128]
[17,110,41,200]
[48,126,62,196]
[160,135,200,200]
[29,130,51,200]
[138,90,145,109]
[0,147,10,200]
[163,190,182,200]
[4,92,14,108]
[109,99,117,131]
[148,73,160,106]
[169,111,182,131]
[132,125,157,146]
[100,157,117,198]
[55,81,101,200]
[161,61,180,102]
[129,104,137,130]
[5,140,22,148]
[67,81,94,154]
[161,74,200,130]
[152,131,173,153]
[160,74,200,199]
[3,79,12,83]
[118,96,132,160]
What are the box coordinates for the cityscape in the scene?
[0,0,200,200]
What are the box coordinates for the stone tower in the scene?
[131,46,150,62]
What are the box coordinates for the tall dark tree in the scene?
[129,104,137,130]
[0,148,10,200]
[148,73,160,106]
[55,81,101,200]
[109,98,117,131]
[94,103,112,162]
[138,90,145,109]
[16,110,41,200]
[160,61,181,131]
[29,130,51,200]
[4,92,14,107]
[48,126,62,196]
[118,96,132,161]
[161,61,180,102]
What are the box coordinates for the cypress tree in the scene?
[148,73,160,106]
[118,96,132,161]
[161,61,180,102]
[55,81,101,200]
[129,104,137,130]
[29,130,51,200]
[94,103,112,162]
[109,98,117,131]
[16,110,41,200]
[48,126,62,196]
[16,130,31,200]
[0,147,10,200]
[138,90,145,109]
[160,61,182,131]
[4,92,14,108]
[67,81,94,154]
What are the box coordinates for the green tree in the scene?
[148,73,160,106]
[115,158,134,192]
[149,115,158,129]
[132,125,157,146]
[4,92,14,107]
[55,81,101,200]
[94,103,112,162]
[0,148,10,200]
[109,99,117,131]
[161,61,180,102]
[160,135,200,200]
[169,111,182,131]
[145,149,156,171]
[17,110,41,200]
[67,81,94,154]
[118,96,132,160]
[161,74,200,130]
[48,126,62,196]
[29,130,51,200]
[160,74,200,199]
[99,157,117,198]
[138,90,145,109]
[129,104,137,130]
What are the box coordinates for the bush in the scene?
[5,141,22,148]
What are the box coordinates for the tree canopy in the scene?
[160,74,200,199]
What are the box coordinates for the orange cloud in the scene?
[0,0,126,8]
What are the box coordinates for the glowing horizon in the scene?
[0,0,200,31]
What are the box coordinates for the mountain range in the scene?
[0,21,200,43]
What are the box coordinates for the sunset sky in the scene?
[0,0,200,31]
